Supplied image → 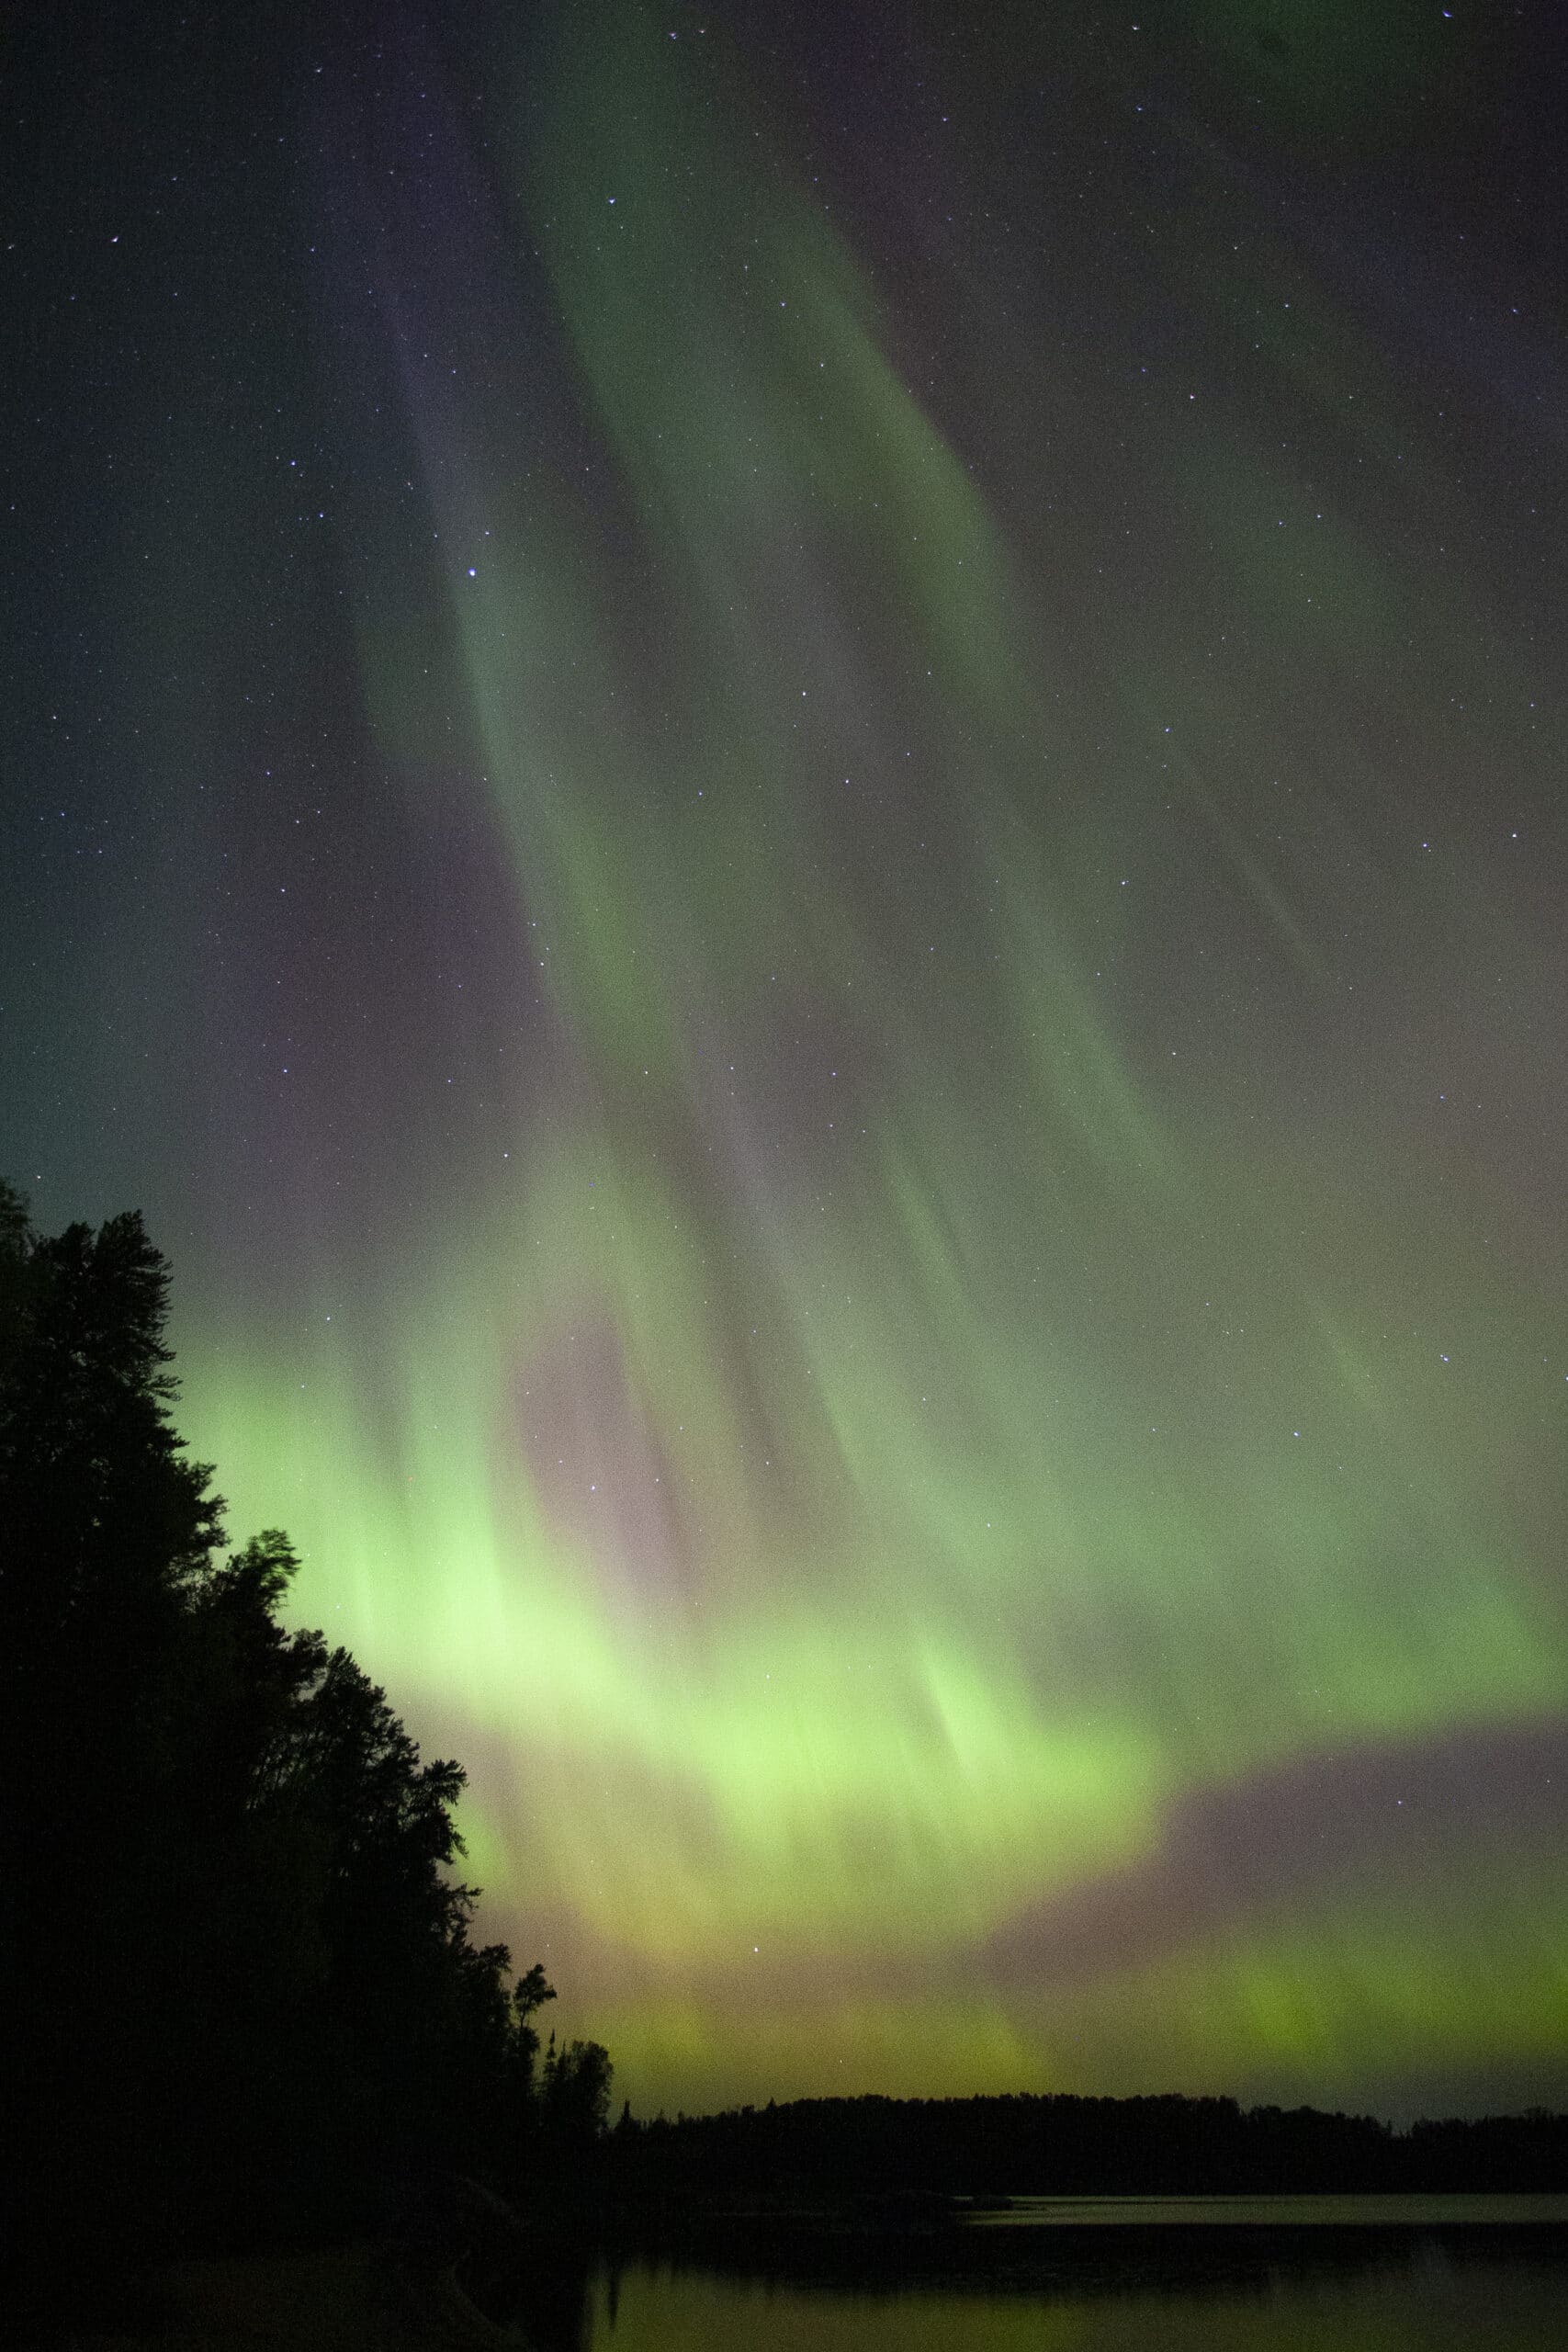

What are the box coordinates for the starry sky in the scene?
[5,0,1565,2121]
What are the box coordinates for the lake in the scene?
[566,2201,1568,2351]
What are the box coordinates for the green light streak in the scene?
[171,0,1566,2113]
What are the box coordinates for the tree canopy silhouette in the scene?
[0,1183,609,2288]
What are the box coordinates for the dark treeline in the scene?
[612,2093,1568,2201]
[0,1188,610,2310]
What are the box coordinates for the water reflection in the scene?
[581,2251,1568,2351]
[477,2214,1568,2352]
[972,2192,1568,2226]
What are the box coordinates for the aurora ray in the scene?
[4,0,1563,2120]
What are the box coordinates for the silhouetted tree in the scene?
[0,1185,605,2311]
[541,2037,615,2153]
[509,1962,558,2109]
[2,1189,231,2266]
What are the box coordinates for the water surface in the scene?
[969,2191,1568,2226]
[585,2256,1566,2351]
[578,2203,1567,2351]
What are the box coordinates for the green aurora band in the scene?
[61,2,1562,2114]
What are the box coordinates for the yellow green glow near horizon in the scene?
[141,2,1568,2119]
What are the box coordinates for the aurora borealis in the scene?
[5,0,1565,2120]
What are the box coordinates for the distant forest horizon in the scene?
[608,2089,1568,2199]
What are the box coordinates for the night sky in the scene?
[5,0,1565,2121]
